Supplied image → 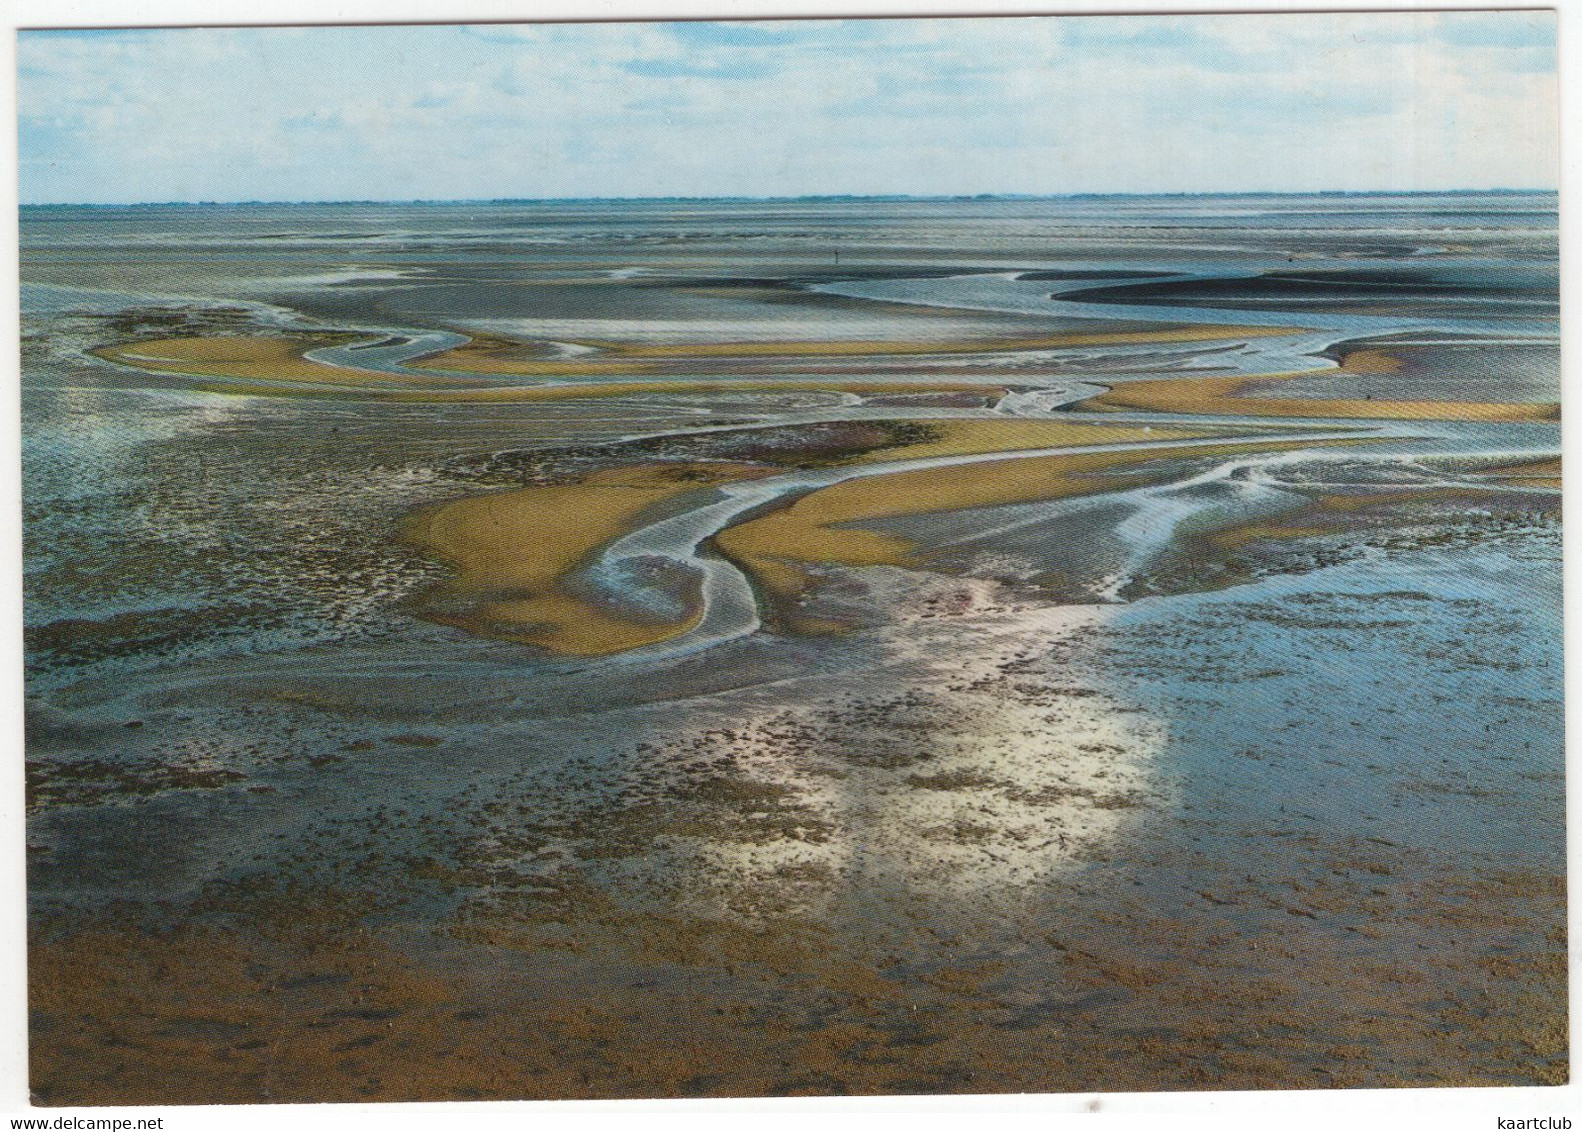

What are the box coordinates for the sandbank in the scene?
[96,334,1002,402]
[1081,372,1558,423]
[93,336,481,389]
[713,434,1323,629]
[403,463,771,656]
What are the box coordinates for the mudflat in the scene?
[23,192,1563,1102]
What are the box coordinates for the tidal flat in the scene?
[21,194,1563,1101]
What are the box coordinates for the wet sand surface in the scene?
[21,193,1562,1101]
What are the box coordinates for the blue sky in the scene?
[16,11,1558,204]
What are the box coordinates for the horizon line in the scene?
[18,187,1561,209]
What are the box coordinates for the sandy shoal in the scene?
[402,464,771,656]
[94,336,484,389]
[1083,370,1558,424]
[713,435,1331,627]
[96,335,1004,401]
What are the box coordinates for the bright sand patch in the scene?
[713,434,1309,627]
[1083,369,1558,423]
[97,333,664,384]
[96,335,1000,402]
[1337,347,1403,374]
[93,336,480,389]
[403,464,771,656]
[840,420,1215,466]
[401,422,1240,654]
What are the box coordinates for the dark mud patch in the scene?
[438,419,945,489]
[26,756,246,812]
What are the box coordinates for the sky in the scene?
[15,10,1560,204]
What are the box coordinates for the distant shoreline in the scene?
[18,188,1560,210]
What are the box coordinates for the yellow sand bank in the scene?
[840,419,1221,466]
[93,336,482,389]
[97,334,1001,402]
[402,464,769,656]
[713,435,1309,630]
[1082,372,1558,423]
[402,421,1241,652]
[97,333,656,386]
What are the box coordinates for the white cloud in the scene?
[16,11,1558,203]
